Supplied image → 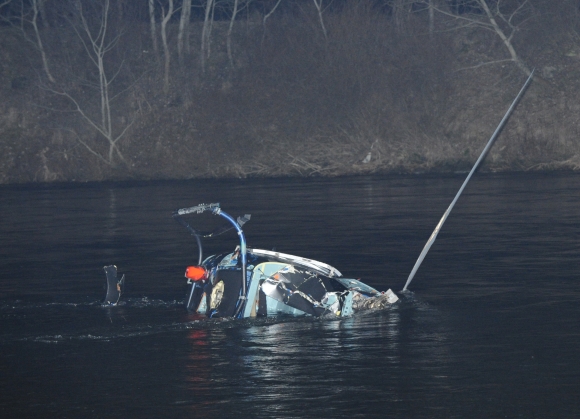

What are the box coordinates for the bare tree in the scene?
[177,0,192,65]
[428,0,435,37]
[430,0,532,75]
[227,0,240,69]
[50,0,134,166]
[476,0,532,75]
[262,0,283,40]
[148,0,159,57]
[200,0,216,74]
[226,0,251,70]
[30,0,54,82]
[263,0,283,25]
[10,0,56,82]
[312,0,328,40]
[160,0,175,92]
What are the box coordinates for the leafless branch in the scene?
[67,129,112,165]
[453,58,515,72]
[427,0,532,76]
[312,0,328,40]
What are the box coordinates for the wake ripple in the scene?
[1,296,407,345]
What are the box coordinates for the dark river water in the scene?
[1,173,579,418]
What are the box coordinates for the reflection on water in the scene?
[1,173,580,418]
[103,189,118,258]
[175,299,459,418]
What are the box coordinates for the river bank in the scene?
[1,1,580,184]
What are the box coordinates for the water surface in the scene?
[1,173,579,418]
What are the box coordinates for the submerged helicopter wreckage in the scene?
[180,203,398,318]
[103,71,534,318]
[105,202,399,318]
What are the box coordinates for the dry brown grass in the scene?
[2,1,580,183]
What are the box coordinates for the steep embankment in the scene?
[1,3,580,184]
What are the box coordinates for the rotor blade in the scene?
[402,69,535,292]
[173,213,251,238]
[198,214,251,238]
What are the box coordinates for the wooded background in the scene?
[1,0,579,183]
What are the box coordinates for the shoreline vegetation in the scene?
[1,0,580,184]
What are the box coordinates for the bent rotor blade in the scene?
[201,214,252,238]
[173,214,251,238]
[402,69,535,292]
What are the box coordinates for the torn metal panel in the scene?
[103,265,124,306]
[248,248,342,278]
[187,250,401,318]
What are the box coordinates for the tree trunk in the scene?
[148,0,159,58]
[227,0,239,69]
[178,0,192,66]
[161,0,174,93]
[262,0,283,43]
[31,0,55,83]
[428,0,435,38]
[200,0,215,74]
[312,0,328,41]
[476,0,531,76]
